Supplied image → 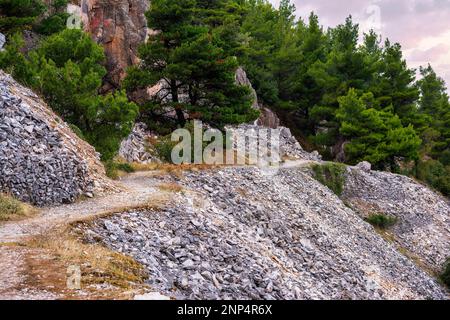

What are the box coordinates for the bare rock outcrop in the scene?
[235,67,259,110]
[235,67,281,129]
[342,166,450,273]
[79,0,150,89]
[0,71,113,206]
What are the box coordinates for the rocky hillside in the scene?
[342,165,450,273]
[0,71,113,206]
[81,164,449,300]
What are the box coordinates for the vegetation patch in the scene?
[0,193,37,221]
[365,213,398,229]
[158,182,184,193]
[104,160,136,180]
[440,258,450,289]
[311,163,347,196]
[28,227,148,290]
[416,160,450,197]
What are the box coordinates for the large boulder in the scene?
[0,71,113,206]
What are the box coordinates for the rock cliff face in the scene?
[235,67,281,129]
[83,165,449,300]
[79,0,150,89]
[0,71,112,206]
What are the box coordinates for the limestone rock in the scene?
[118,122,161,164]
[0,33,5,51]
[256,106,280,129]
[235,67,281,129]
[356,161,372,172]
[235,67,259,110]
[0,71,114,206]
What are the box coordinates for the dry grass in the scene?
[131,162,225,172]
[69,194,171,226]
[158,182,184,193]
[13,194,173,299]
[27,226,148,290]
[0,193,38,221]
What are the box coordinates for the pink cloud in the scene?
[269,0,450,88]
[408,44,449,62]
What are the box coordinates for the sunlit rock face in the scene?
[79,0,150,89]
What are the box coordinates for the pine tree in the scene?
[125,0,257,129]
[288,12,328,133]
[239,0,280,105]
[0,0,45,34]
[336,89,421,168]
[417,64,450,164]
[375,40,422,128]
[0,29,138,160]
[308,16,370,147]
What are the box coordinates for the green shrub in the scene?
[312,163,347,196]
[35,13,69,35]
[154,136,178,163]
[104,161,136,180]
[416,160,450,197]
[154,121,213,164]
[365,214,398,229]
[441,259,450,288]
[0,193,36,221]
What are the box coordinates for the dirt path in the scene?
[0,171,166,300]
[0,171,162,244]
[0,161,316,244]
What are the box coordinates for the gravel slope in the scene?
[84,167,449,300]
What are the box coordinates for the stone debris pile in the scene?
[0,71,112,206]
[118,122,160,164]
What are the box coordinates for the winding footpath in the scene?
[0,161,316,299]
[0,160,315,244]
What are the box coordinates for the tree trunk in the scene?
[171,79,185,127]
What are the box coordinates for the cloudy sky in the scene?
[269,0,450,89]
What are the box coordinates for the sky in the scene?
[269,0,450,90]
